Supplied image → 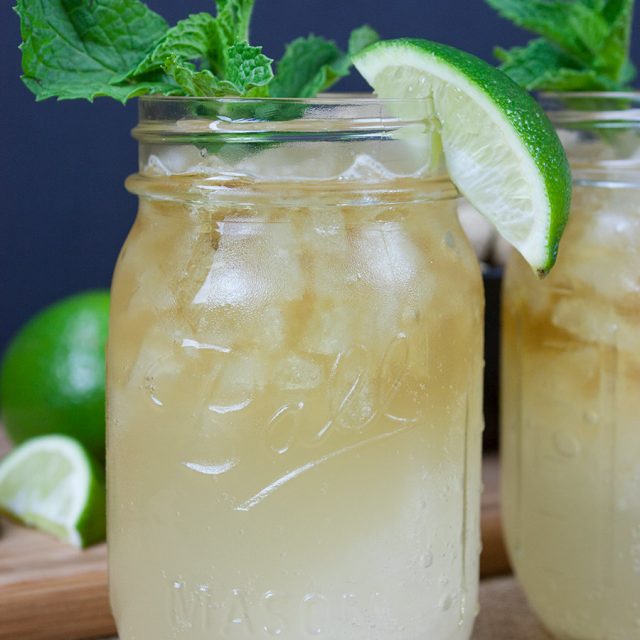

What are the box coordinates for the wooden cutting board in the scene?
[0,430,509,640]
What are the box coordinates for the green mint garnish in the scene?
[16,0,174,101]
[270,26,378,98]
[487,0,636,91]
[15,0,378,102]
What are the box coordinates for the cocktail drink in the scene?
[107,97,485,639]
[9,0,571,634]
[502,93,640,640]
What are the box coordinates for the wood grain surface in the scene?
[0,429,509,640]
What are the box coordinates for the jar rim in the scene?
[134,92,437,144]
[539,91,640,125]
[540,90,640,100]
[138,92,431,106]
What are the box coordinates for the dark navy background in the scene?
[1,0,639,352]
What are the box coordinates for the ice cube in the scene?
[559,211,640,307]
[301,303,353,356]
[125,326,184,406]
[144,145,207,175]
[192,218,304,309]
[340,154,398,182]
[552,297,615,345]
[274,354,324,391]
[250,304,286,351]
[353,224,421,291]
[552,297,640,354]
[127,264,177,317]
[235,142,353,180]
[207,354,269,410]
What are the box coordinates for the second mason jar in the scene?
[107,96,484,640]
[502,93,640,640]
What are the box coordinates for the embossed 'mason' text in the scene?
[168,581,386,637]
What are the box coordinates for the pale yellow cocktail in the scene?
[502,93,640,640]
[107,97,484,640]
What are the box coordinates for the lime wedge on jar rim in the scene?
[353,38,571,275]
[0,435,106,547]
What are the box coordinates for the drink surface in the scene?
[502,183,640,640]
[107,139,484,639]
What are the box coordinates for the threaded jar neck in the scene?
[128,95,457,205]
[541,92,640,188]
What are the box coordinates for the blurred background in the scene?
[1,0,639,350]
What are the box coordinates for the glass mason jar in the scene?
[502,93,640,640]
[107,96,484,640]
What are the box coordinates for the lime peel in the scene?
[354,38,571,275]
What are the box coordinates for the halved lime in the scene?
[353,39,571,275]
[0,435,106,547]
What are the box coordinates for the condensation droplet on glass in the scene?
[583,409,599,425]
[420,551,434,568]
[444,231,456,249]
[553,430,581,458]
[439,594,453,611]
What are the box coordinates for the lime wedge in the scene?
[0,435,105,547]
[353,38,571,275]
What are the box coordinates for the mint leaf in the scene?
[593,0,636,81]
[486,0,610,63]
[620,57,637,83]
[216,0,254,43]
[495,39,575,88]
[126,13,217,78]
[162,56,236,96]
[202,0,256,76]
[17,0,376,101]
[496,38,621,90]
[162,43,271,97]
[270,27,378,98]
[488,0,636,91]
[537,67,622,90]
[581,0,607,11]
[223,42,273,92]
[270,35,345,98]
[122,7,272,91]
[16,0,169,102]
[348,25,380,57]
[22,76,180,102]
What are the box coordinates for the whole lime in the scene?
[0,291,109,461]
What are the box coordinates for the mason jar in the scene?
[107,96,484,640]
[502,92,640,640]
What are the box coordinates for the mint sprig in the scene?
[15,0,378,102]
[16,0,175,101]
[487,0,636,91]
[270,25,378,98]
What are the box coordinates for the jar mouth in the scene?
[133,93,437,143]
[134,93,449,189]
[137,92,433,106]
[539,91,640,126]
[540,92,640,187]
